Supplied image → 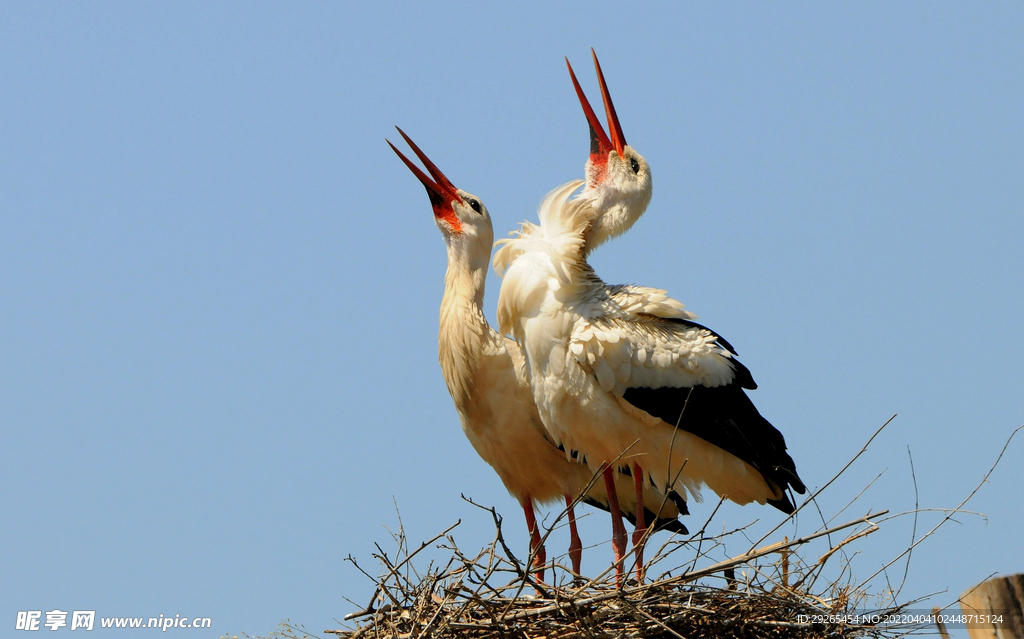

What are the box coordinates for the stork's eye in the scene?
[630,158,640,174]
[468,198,481,213]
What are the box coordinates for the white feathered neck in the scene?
[493,180,599,337]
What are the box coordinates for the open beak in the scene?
[591,49,627,160]
[567,57,614,166]
[567,51,628,165]
[388,127,463,230]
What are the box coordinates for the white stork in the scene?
[388,129,686,581]
[566,50,653,256]
[493,56,805,582]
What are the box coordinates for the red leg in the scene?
[565,495,582,576]
[603,466,627,586]
[522,499,545,582]
[632,462,647,582]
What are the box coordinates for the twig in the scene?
[893,446,919,604]
[824,470,887,529]
[816,524,879,566]
[748,415,896,553]
[861,424,1022,586]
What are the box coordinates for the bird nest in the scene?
[253,419,1019,639]
[323,492,929,639]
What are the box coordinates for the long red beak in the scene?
[567,51,628,165]
[567,56,614,166]
[388,128,463,229]
[591,49,627,160]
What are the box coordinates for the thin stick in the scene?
[861,424,1022,586]
[893,446,919,604]
[823,469,887,529]
[748,414,896,553]
[816,523,879,566]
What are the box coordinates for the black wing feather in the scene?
[622,383,805,514]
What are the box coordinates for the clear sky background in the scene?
[2,3,1022,638]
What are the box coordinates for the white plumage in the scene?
[493,53,805,580]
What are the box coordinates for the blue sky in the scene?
[2,3,1022,637]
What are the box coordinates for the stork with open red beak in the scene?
[388,129,686,581]
[567,50,653,256]
[494,54,805,583]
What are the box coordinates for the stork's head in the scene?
[567,50,652,253]
[388,127,494,265]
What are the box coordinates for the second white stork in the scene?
[494,57,805,581]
